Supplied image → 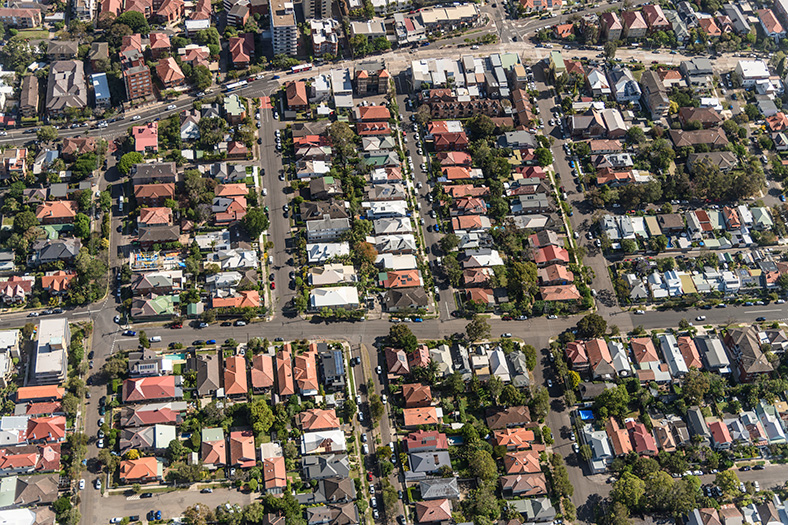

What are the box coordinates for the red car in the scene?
[270,282,275,290]
[171,323,182,329]
[367,472,373,482]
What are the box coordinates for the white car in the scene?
[110,518,124,524]
[95,479,102,490]
[166,104,177,110]
[376,366,382,374]
[547,379,553,388]
[381,395,388,405]
[114,315,120,323]
[695,316,706,321]
[131,115,141,121]
[373,509,380,519]
[97,438,104,448]
[79,479,85,490]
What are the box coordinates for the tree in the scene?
[372,36,391,51]
[114,10,149,32]
[328,121,357,159]
[468,449,497,481]
[535,147,553,166]
[593,384,630,419]
[117,152,143,175]
[166,439,186,462]
[13,210,38,233]
[487,375,504,405]
[578,444,593,461]
[466,114,496,139]
[250,399,274,439]
[522,344,537,371]
[242,208,270,239]
[439,233,460,253]
[682,368,710,405]
[388,324,417,352]
[415,104,432,126]
[604,41,617,58]
[73,213,90,239]
[530,386,550,420]
[189,64,212,91]
[442,371,465,398]
[612,472,646,510]
[576,313,607,338]
[369,393,384,421]
[465,315,491,342]
[37,126,58,142]
[354,241,377,265]
[715,470,740,498]
[184,503,214,525]
[643,471,675,512]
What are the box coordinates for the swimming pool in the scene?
[163,353,187,361]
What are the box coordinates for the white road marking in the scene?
[749,309,784,314]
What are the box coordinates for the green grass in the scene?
[13,29,49,39]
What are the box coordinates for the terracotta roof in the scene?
[123,375,179,402]
[631,337,658,364]
[263,456,287,490]
[493,428,538,450]
[40,271,76,292]
[409,344,430,369]
[402,383,432,408]
[251,354,274,390]
[286,81,308,107]
[534,245,569,265]
[134,183,175,200]
[541,284,581,301]
[201,436,227,465]
[405,430,448,451]
[758,9,783,34]
[415,499,452,523]
[61,137,95,157]
[767,112,788,132]
[17,386,64,402]
[35,201,77,220]
[138,207,173,226]
[224,355,248,396]
[229,430,256,468]
[503,450,541,474]
[120,457,160,481]
[403,407,439,427]
[215,183,248,197]
[294,346,318,394]
[356,105,391,121]
[677,336,703,370]
[300,409,341,431]
[276,345,295,396]
[565,341,589,367]
[156,57,185,84]
[149,32,170,50]
[605,417,633,456]
[26,416,65,442]
[625,420,657,455]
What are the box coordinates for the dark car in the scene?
[99,396,107,406]
[129,517,139,522]
[756,316,766,322]
[274,337,284,342]
[200,488,213,493]
[193,340,205,345]
[206,339,216,345]
[88,351,94,359]
[140,493,153,498]
[221,321,232,326]
[740,466,751,471]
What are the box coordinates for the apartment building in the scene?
[270,0,297,55]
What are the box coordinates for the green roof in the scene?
[500,52,520,70]
[201,427,224,442]
[148,295,177,315]
[224,94,244,116]
[324,176,334,184]
[0,477,16,508]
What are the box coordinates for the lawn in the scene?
[12,29,49,39]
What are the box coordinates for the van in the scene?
[149,336,162,343]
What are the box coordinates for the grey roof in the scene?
[305,503,359,525]
[46,60,87,113]
[383,287,429,309]
[138,225,180,244]
[132,162,177,184]
[408,451,451,473]
[301,201,349,221]
[694,334,730,370]
[687,406,710,438]
[320,349,345,388]
[507,350,531,388]
[320,477,356,502]
[47,40,78,57]
[302,454,350,479]
[193,354,221,397]
[32,238,82,263]
[419,477,460,499]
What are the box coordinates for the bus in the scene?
[224,80,248,92]
[290,63,313,74]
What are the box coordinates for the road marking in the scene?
[749,309,784,313]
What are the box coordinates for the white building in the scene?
[33,318,69,385]
[735,60,771,88]
[310,286,360,310]
[270,0,298,55]
[307,242,350,264]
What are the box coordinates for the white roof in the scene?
[0,330,17,352]
[301,429,347,454]
[737,59,770,79]
[0,509,37,525]
[375,254,418,270]
[307,242,350,263]
[310,286,359,309]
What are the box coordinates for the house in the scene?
[276,346,295,397]
[581,423,614,472]
[409,450,451,475]
[600,12,623,40]
[263,456,287,494]
[680,57,714,91]
[758,9,785,40]
[201,427,227,468]
[503,450,541,474]
[286,81,309,111]
[385,347,410,376]
[294,346,319,396]
[586,338,616,380]
[493,428,538,451]
[678,336,703,370]
[35,201,77,224]
[606,417,633,456]
[301,454,350,479]
[625,419,658,455]
[251,354,274,392]
[149,32,170,58]
[657,333,689,378]
[180,110,201,141]
[586,68,611,97]
[510,498,556,523]
[120,403,185,427]
[724,325,774,382]
[405,430,448,452]
[708,420,732,450]
[224,356,248,398]
[608,67,642,103]
[643,4,669,30]
[122,375,183,403]
[669,128,728,148]
[61,137,96,160]
[229,34,254,68]
[300,409,340,431]
[0,276,33,305]
[26,416,65,443]
[678,107,723,128]
[415,499,452,523]
[420,478,460,500]
[621,10,647,38]
[191,354,221,397]
[403,407,440,428]
[119,424,176,453]
[310,287,359,311]
[402,383,432,408]
[306,503,359,525]
[501,473,548,499]
[131,270,183,296]
[534,245,569,267]
[384,288,429,311]
[133,122,159,153]
[319,346,346,391]
[695,334,730,374]
[119,457,162,483]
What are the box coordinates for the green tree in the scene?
[117,152,143,175]
[190,64,213,91]
[612,472,646,509]
[576,313,607,338]
[530,386,550,420]
[388,324,417,352]
[715,470,740,498]
[579,444,593,461]
[604,41,617,58]
[682,368,710,405]
[250,399,274,439]
[13,210,38,233]
[114,10,149,32]
[593,385,630,419]
[439,233,460,253]
[37,125,58,142]
[468,449,497,481]
[369,393,384,421]
[465,315,491,342]
[242,207,270,239]
[535,147,553,166]
[73,213,90,239]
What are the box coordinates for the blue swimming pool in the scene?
[164,353,187,360]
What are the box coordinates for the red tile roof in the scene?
[201,436,227,466]
[404,430,448,452]
[224,355,248,396]
[403,407,439,428]
[251,354,274,390]
[120,457,160,481]
[263,456,286,490]
[503,450,541,474]
[286,81,308,107]
[17,386,64,402]
[541,284,581,301]
[415,499,452,523]
[26,416,66,442]
[229,430,256,468]
[300,409,341,431]
[401,383,432,408]
[276,345,295,396]
[294,346,318,394]
[123,375,179,403]
[35,201,77,221]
